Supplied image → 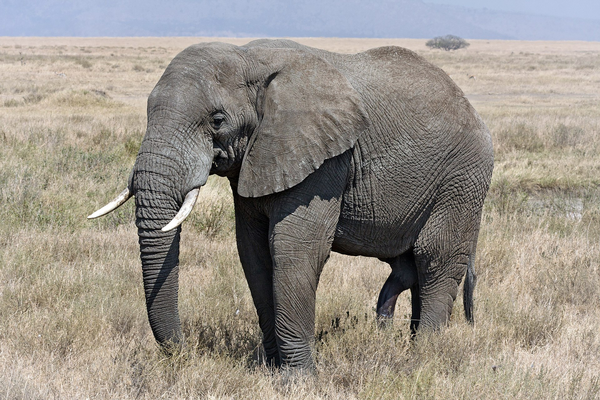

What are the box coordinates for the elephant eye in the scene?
[210,113,226,130]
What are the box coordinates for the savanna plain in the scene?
[1,37,599,399]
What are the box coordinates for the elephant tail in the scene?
[463,252,477,324]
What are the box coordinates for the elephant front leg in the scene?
[234,201,280,367]
[269,193,343,371]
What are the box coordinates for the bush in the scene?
[426,35,470,51]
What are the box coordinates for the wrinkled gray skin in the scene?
[126,39,493,370]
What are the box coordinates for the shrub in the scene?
[74,57,92,69]
[426,35,470,51]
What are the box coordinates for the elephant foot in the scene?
[376,269,402,329]
[376,271,413,320]
[279,347,315,373]
[376,291,399,329]
[265,353,282,369]
[377,292,399,318]
[377,285,399,329]
[376,252,418,327]
[278,365,318,387]
[258,341,281,369]
[157,338,185,358]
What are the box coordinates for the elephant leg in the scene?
[413,206,480,330]
[269,198,340,371]
[376,252,418,326]
[233,197,280,367]
[410,284,421,334]
[267,157,347,370]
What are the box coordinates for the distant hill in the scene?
[1,0,599,40]
[434,5,600,41]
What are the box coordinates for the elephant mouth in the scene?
[88,186,202,232]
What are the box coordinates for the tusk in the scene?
[87,187,132,219]
[161,188,200,232]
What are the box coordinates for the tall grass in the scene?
[1,38,599,399]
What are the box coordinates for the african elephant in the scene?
[89,39,493,370]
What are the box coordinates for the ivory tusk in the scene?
[88,187,132,219]
[161,188,200,232]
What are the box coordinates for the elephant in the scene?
[89,39,494,371]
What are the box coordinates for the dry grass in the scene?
[1,37,599,399]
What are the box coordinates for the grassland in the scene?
[1,37,599,399]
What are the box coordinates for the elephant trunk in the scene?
[131,115,212,348]
[135,173,184,346]
[139,225,182,345]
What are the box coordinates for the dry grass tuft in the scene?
[1,37,599,399]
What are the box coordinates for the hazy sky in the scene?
[425,0,600,21]
[2,0,599,39]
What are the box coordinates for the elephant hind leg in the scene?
[376,251,418,325]
[412,208,482,330]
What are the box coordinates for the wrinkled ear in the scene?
[237,48,369,198]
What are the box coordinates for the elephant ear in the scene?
[237,48,369,198]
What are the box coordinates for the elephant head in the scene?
[89,42,369,347]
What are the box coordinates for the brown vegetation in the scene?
[1,37,599,399]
